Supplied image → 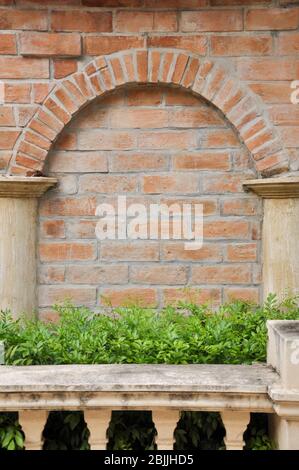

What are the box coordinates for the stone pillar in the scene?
[0,177,57,318]
[84,409,111,450]
[220,410,250,450]
[19,410,49,450]
[243,177,299,301]
[152,409,180,450]
[267,320,299,450]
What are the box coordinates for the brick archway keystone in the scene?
[9,48,289,177]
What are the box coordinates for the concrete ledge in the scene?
[0,176,57,198]
[0,364,278,393]
[243,177,299,198]
[0,364,278,413]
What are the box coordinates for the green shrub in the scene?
[1,294,299,366]
[0,294,298,450]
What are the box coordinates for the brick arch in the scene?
[9,48,289,176]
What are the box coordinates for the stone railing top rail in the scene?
[0,364,278,393]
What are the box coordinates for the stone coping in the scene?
[0,364,278,393]
[268,320,299,339]
[0,176,58,198]
[243,177,299,198]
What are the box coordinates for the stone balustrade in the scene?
[0,320,298,451]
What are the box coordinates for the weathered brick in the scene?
[100,287,158,307]
[162,242,222,262]
[237,58,295,81]
[204,220,249,239]
[39,286,96,308]
[160,197,217,216]
[211,0,271,4]
[0,57,49,79]
[0,107,15,126]
[181,58,200,88]
[148,35,207,55]
[126,88,163,106]
[19,0,80,4]
[82,0,142,5]
[280,127,299,148]
[149,50,162,83]
[181,10,243,32]
[0,130,20,149]
[4,84,31,103]
[20,33,81,57]
[0,152,11,171]
[84,36,145,55]
[221,198,258,216]
[40,220,66,239]
[0,9,47,30]
[171,53,189,84]
[67,265,128,284]
[165,89,200,106]
[55,132,77,151]
[33,83,54,104]
[49,151,108,173]
[39,242,96,262]
[249,82,292,104]
[79,174,137,193]
[268,104,299,126]
[277,32,299,55]
[39,266,65,285]
[163,287,221,306]
[78,130,137,150]
[145,0,207,6]
[54,87,79,114]
[139,130,196,150]
[110,152,168,172]
[40,196,97,216]
[211,34,272,56]
[226,243,257,262]
[201,129,240,148]
[53,59,78,79]
[143,174,198,194]
[101,241,159,261]
[67,220,96,239]
[173,152,230,170]
[131,265,188,285]
[25,131,51,150]
[0,33,16,54]
[115,11,177,32]
[109,108,169,128]
[224,287,259,303]
[51,10,112,32]
[192,264,251,284]
[203,173,250,193]
[246,8,299,30]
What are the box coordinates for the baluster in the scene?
[18,410,49,450]
[220,410,250,450]
[152,409,180,450]
[84,409,111,450]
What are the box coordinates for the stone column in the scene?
[220,410,250,450]
[152,409,180,450]
[267,320,299,450]
[19,410,49,450]
[0,176,57,319]
[243,177,299,301]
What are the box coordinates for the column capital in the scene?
[243,177,299,198]
[0,176,57,198]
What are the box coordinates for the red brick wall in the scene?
[38,85,262,317]
[0,0,298,315]
[0,1,298,174]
